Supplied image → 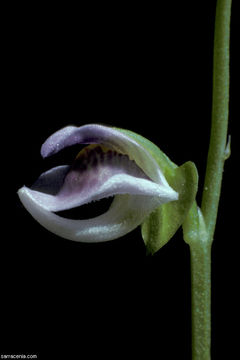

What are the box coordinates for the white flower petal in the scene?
[18,187,166,242]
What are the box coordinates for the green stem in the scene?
[183,204,211,360]
[201,0,232,242]
[190,241,211,360]
[183,1,232,358]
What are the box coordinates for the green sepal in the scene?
[142,161,198,254]
[114,127,199,255]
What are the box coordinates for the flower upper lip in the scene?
[40,124,169,185]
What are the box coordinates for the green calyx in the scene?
[116,128,199,255]
[142,161,198,254]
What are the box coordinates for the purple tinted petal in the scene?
[41,124,166,184]
[31,165,70,195]
[18,124,179,243]
[25,146,178,212]
[22,175,177,213]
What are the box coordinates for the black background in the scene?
[3,0,237,358]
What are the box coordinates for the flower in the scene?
[17,124,178,242]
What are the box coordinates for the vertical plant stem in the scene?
[183,1,232,358]
[201,0,232,241]
[190,241,212,360]
[183,205,211,360]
